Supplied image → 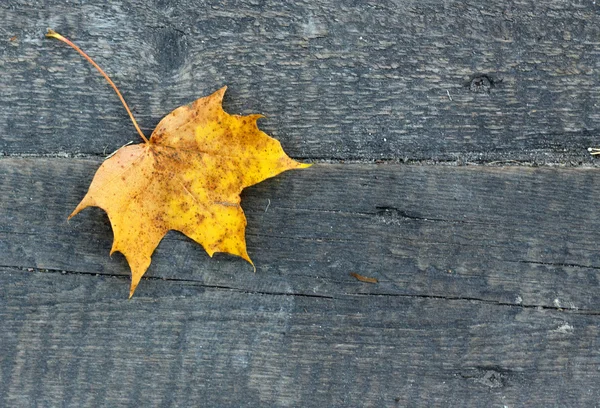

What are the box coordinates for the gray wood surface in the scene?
[4,158,600,310]
[2,0,600,406]
[2,266,599,407]
[2,0,600,163]
[3,158,600,406]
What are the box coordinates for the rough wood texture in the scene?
[3,158,600,406]
[4,158,600,311]
[2,267,599,407]
[2,0,600,406]
[1,0,600,163]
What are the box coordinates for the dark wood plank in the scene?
[3,0,600,405]
[1,266,599,407]
[2,157,600,312]
[2,0,600,163]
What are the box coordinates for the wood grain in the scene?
[1,266,599,407]
[2,158,600,406]
[3,0,600,406]
[1,0,600,163]
[3,158,600,311]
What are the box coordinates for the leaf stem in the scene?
[46,29,149,144]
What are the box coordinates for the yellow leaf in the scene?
[70,87,310,297]
[47,30,310,297]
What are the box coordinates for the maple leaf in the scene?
[47,30,310,297]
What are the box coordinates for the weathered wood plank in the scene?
[3,0,600,405]
[1,266,599,407]
[2,157,600,312]
[2,0,600,162]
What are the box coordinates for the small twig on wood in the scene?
[588,147,600,156]
[350,272,378,284]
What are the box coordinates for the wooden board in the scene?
[4,158,600,310]
[2,158,600,406]
[1,0,600,163]
[2,266,599,407]
[2,0,600,406]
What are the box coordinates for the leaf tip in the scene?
[250,113,265,121]
[129,272,142,298]
[67,206,82,220]
[239,250,254,270]
[215,86,228,101]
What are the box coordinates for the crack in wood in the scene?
[509,259,600,271]
[457,365,523,389]
[375,206,456,224]
[4,265,600,315]
[4,153,600,168]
